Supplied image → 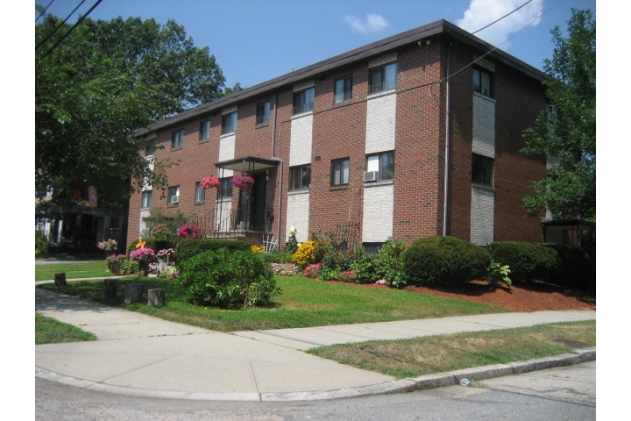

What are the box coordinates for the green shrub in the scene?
[176,238,250,263]
[487,241,560,283]
[403,236,490,287]
[544,244,595,292]
[176,248,281,308]
[36,230,50,254]
[352,239,407,288]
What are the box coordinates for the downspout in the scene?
[442,41,451,237]
[270,93,284,244]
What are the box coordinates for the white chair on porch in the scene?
[262,235,277,253]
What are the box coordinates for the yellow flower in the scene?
[136,239,146,249]
[250,245,264,253]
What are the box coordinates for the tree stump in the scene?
[103,278,118,300]
[147,288,165,307]
[124,283,144,304]
[54,273,67,287]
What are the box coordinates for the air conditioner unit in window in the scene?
[363,171,379,182]
[171,196,179,204]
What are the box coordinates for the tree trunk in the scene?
[54,273,67,287]
[103,278,117,300]
[147,288,165,307]
[124,283,144,304]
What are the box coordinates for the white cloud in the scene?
[456,0,543,49]
[344,13,389,34]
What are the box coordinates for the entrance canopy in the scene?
[215,156,279,172]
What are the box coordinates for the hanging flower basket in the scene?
[200,175,220,189]
[231,172,255,188]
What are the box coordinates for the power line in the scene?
[35,0,56,23]
[36,0,88,51]
[38,0,104,61]
[471,0,533,35]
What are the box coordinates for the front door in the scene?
[250,173,267,231]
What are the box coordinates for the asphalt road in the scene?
[35,361,597,421]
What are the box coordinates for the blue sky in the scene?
[33,0,596,89]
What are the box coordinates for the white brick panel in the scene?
[471,187,494,245]
[286,192,310,242]
[219,133,236,162]
[472,94,495,157]
[366,92,396,154]
[290,114,313,166]
[362,184,393,242]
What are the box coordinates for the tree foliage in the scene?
[35,14,227,213]
[522,9,596,220]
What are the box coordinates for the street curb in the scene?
[36,348,595,402]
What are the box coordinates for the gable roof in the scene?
[135,19,547,137]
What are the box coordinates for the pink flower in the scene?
[200,176,220,189]
[178,223,202,239]
[231,172,255,188]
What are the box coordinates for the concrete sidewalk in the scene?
[35,286,596,402]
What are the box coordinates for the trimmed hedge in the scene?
[175,238,251,263]
[176,248,281,308]
[403,236,490,286]
[487,241,561,283]
[544,243,595,292]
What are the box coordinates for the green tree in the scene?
[521,9,596,220]
[35,14,227,212]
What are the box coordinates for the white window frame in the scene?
[168,186,180,205]
[369,62,397,94]
[172,129,183,148]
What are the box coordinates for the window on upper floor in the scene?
[199,120,210,141]
[221,112,237,134]
[331,158,350,186]
[145,138,156,156]
[290,164,311,190]
[141,190,152,208]
[473,67,493,97]
[293,87,315,114]
[171,129,183,148]
[334,76,353,103]
[365,151,394,182]
[168,186,180,205]
[219,177,233,198]
[472,154,494,186]
[256,101,270,126]
[369,62,397,94]
[195,182,205,203]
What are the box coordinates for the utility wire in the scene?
[471,0,533,35]
[438,0,564,84]
[35,0,56,23]
[36,0,87,51]
[38,0,104,61]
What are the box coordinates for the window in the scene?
[219,177,233,198]
[168,186,180,205]
[290,164,311,190]
[256,102,270,125]
[195,182,205,202]
[141,191,152,208]
[472,154,494,186]
[369,62,397,94]
[366,151,394,181]
[331,158,350,186]
[145,139,156,156]
[473,67,493,97]
[199,120,210,140]
[334,76,352,103]
[172,129,183,148]
[293,87,315,114]
[221,112,237,134]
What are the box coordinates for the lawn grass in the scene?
[36,275,510,332]
[308,320,596,379]
[35,261,113,282]
[35,314,97,344]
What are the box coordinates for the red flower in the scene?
[200,176,220,189]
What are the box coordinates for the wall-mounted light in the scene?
[417,39,431,46]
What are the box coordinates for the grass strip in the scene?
[307,321,595,379]
[36,261,113,282]
[36,276,509,332]
[35,314,97,345]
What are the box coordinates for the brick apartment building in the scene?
[127,19,548,250]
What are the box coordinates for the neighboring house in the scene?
[127,19,548,250]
